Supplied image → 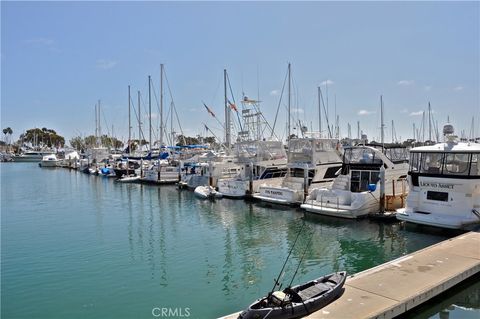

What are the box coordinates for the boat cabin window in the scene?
[314,140,337,152]
[410,152,480,177]
[471,154,479,176]
[350,170,380,192]
[289,167,315,179]
[343,148,382,165]
[444,153,470,176]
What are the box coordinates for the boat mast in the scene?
[138,91,141,152]
[148,75,152,151]
[288,63,291,141]
[317,86,322,137]
[160,64,164,147]
[428,102,432,142]
[380,95,385,150]
[128,85,131,153]
[98,100,101,146]
[95,103,98,147]
[224,69,231,149]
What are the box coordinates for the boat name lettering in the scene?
[420,182,454,189]
[265,190,283,196]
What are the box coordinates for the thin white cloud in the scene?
[96,59,118,70]
[358,110,375,115]
[320,79,334,86]
[400,108,408,114]
[409,111,424,116]
[397,80,414,86]
[424,85,432,91]
[270,90,279,96]
[453,86,464,92]
[25,37,54,46]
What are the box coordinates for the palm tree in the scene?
[7,127,13,145]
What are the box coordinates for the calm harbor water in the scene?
[1,163,479,319]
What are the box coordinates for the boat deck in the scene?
[220,231,480,319]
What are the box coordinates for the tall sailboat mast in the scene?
[160,64,164,147]
[287,63,291,140]
[317,86,322,137]
[98,100,101,142]
[138,91,141,151]
[224,69,231,148]
[380,95,385,150]
[94,102,98,147]
[148,75,152,150]
[428,102,432,142]
[128,85,131,153]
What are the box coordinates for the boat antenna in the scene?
[287,229,315,288]
[270,219,306,294]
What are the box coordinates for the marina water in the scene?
[2,163,479,318]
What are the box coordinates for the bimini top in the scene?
[410,141,480,153]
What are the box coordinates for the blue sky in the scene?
[1,1,479,146]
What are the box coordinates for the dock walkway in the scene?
[221,231,480,319]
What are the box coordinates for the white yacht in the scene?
[39,154,60,167]
[216,140,287,198]
[178,152,242,190]
[253,138,342,205]
[13,150,55,162]
[301,144,409,218]
[396,125,480,229]
[141,160,180,184]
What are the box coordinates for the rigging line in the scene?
[129,95,147,143]
[163,69,186,140]
[149,78,162,133]
[100,107,113,147]
[287,228,315,288]
[270,219,307,294]
[271,65,289,139]
[172,102,186,145]
[319,88,332,138]
[226,72,243,133]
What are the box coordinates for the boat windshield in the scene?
[410,152,480,176]
[343,148,382,165]
[235,141,286,162]
[288,139,313,163]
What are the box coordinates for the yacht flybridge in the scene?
[301,144,409,218]
[396,124,480,229]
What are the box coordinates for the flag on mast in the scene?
[203,103,215,117]
[228,100,238,112]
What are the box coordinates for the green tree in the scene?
[18,127,65,148]
[176,135,200,146]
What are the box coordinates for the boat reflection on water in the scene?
[402,273,480,319]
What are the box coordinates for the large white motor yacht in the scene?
[253,138,342,205]
[301,144,409,218]
[396,125,480,229]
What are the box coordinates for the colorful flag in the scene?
[228,100,238,112]
[203,103,215,117]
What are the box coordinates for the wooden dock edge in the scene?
[220,231,480,319]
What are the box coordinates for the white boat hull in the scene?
[194,186,222,199]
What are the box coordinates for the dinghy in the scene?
[238,271,346,319]
[116,174,141,183]
[194,185,223,200]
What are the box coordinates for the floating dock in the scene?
[220,231,480,319]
